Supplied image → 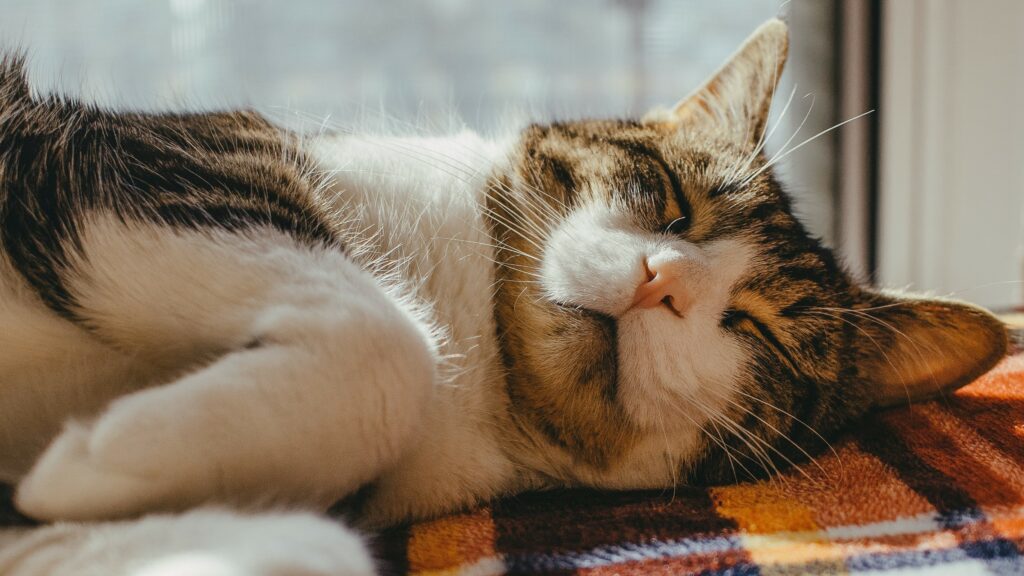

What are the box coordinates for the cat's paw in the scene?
[15,421,162,521]
[21,509,378,576]
[119,510,378,576]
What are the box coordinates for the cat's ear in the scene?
[851,290,1008,407]
[663,19,788,144]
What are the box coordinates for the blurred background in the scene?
[1,0,1021,309]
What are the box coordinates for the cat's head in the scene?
[489,19,1008,488]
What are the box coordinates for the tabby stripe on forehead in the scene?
[542,155,577,204]
[606,139,682,218]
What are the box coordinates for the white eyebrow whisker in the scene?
[741,92,815,186]
[744,109,875,184]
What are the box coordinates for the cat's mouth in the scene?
[553,297,685,321]
[631,295,685,318]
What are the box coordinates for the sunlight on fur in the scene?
[131,554,243,576]
[0,18,1007,576]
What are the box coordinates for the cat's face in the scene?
[489,20,1007,488]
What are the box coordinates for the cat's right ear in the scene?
[850,290,1008,408]
[654,19,788,146]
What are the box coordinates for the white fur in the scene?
[0,509,373,575]
[539,198,752,486]
[307,132,523,525]
[0,130,523,572]
[13,220,439,522]
[0,127,757,572]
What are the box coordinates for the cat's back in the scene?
[0,55,346,480]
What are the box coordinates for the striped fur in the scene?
[0,19,1009,576]
[486,20,1007,488]
[378,343,1024,576]
[0,54,338,322]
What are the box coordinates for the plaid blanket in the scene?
[375,321,1024,575]
[0,323,1021,575]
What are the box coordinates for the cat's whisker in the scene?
[710,411,790,489]
[689,395,796,488]
[674,400,753,485]
[727,385,842,471]
[741,92,815,186]
[482,196,553,244]
[725,83,797,188]
[679,388,800,490]
[516,192,565,228]
[744,109,875,185]
[519,161,574,217]
[478,199,548,240]
[479,209,549,255]
[668,391,784,484]
[702,386,828,482]
[438,235,542,264]
[482,177,559,228]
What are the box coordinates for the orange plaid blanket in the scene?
[375,323,1024,575]
[0,325,1021,575]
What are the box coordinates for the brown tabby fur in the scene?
[487,20,1007,483]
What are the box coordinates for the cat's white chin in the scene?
[613,237,755,433]
[616,305,746,432]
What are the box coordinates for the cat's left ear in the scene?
[851,290,1008,408]
[659,18,788,144]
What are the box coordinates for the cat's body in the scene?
[0,128,524,526]
[0,20,1008,575]
[0,129,518,575]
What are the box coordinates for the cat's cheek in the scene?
[538,206,654,316]
[615,310,747,431]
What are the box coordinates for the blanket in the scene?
[376,320,1024,575]
[1,322,1021,575]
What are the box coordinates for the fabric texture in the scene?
[376,320,1024,575]
[0,322,1021,575]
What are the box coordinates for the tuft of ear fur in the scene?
[670,18,788,144]
[852,291,1008,407]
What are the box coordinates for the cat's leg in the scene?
[0,260,157,482]
[14,220,438,521]
[0,509,375,576]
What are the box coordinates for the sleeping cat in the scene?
[0,19,1007,575]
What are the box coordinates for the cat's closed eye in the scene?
[721,308,776,343]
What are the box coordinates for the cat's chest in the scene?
[309,134,524,523]
[311,132,506,371]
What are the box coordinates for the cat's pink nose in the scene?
[631,258,691,317]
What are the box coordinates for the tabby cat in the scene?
[0,19,1006,575]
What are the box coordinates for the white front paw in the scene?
[126,510,377,576]
[20,509,378,576]
[130,522,375,576]
[15,422,162,521]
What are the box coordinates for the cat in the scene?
[0,18,1007,575]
